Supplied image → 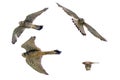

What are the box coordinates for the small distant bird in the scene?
[82,61,99,71]
[56,3,107,41]
[21,36,61,75]
[12,8,48,44]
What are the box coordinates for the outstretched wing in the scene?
[26,56,48,75]
[72,18,86,35]
[21,36,41,51]
[25,8,48,23]
[56,3,79,19]
[84,22,107,41]
[12,26,25,44]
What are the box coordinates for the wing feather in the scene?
[72,18,86,35]
[25,8,48,23]
[84,22,107,41]
[57,3,79,19]
[26,56,48,75]
[12,26,25,44]
[21,36,41,51]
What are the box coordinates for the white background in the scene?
[0,0,120,80]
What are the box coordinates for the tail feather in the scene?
[32,25,43,30]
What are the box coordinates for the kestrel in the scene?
[56,3,107,41]
[21,36,61,75]
[12,8,48,44]
[82,61,99,71]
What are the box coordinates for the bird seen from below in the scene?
[12,8,48,44]
[56,3,107,41]
[21,36,61,75]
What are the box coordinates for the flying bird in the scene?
[56,3,107,41]
[82,61,99,71]
[21,36,61,75]
[12,8,48,44]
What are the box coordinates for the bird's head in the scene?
[19,21,24,26]
[30,36,36,40]
[79,18,84,24]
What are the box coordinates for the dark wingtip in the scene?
[12,38,17,44]
[82,62,85,64]
[54,50,62,54]
[101,38,107,42]
[56,3,59,5]
[12,41,16,44]
[45,73,49,75]
[44,8,48,11]
[56,3,62,7]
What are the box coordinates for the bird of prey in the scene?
[21,36,61,75]
[12,8,48,44]
[82,61,99,71]
[56,3,107,41]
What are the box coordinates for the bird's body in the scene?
[12,8,48,44]
[21,36,61,75]
[57,3,107,41]
[82,61,99,71]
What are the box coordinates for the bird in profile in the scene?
[82,61,99,71]
[12,8,48,44]
[56,3,107,41]
[21,36,61,75]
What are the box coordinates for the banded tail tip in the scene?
[44,8,48,11]
[54,50,62,54]
[36,25,43,30]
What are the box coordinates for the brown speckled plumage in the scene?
[21,36,61,75]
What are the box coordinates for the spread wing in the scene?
[24,8,48,23]
[84,22,107,41]
[21,36,41,51]
[56,3,79,19]
[72,18,86,35]
[26,56,48,75]
[12,26,25,44]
